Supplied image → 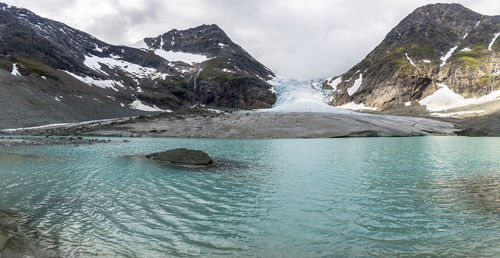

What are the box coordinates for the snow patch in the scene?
[64,70,122,91]
[0,117,133,133]
[488,32,500,51]
[405,101,411,106]
[347,74,363,96]
[430,110,485,117]
[84,55,157,78]
[154,49,210,64]
[419,83,500,112]
[129,40,209,65]
[10,63,20,76]
[160,35,165,49]
[405,53,419,71]
[327,76,342,91]
[130,100,171,112]
[218,43,228,48]
[440,46,458,67]
[339,102,377,111]
[94,44,103,53]
[460,47,472,52]
[422,59,431,63]
[130,40,149,49]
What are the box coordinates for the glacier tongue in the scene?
[261,77,353,113]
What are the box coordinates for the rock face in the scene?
[324,3,500,112]
[0,3,276,129]
[147,148,214,167]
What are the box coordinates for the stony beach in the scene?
[0,109,459,139]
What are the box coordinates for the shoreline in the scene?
[0,110,459,139]
[0,136,111,146]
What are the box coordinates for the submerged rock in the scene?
[0,210,18,253]
[147,148,214,167]
[0,227,12,251]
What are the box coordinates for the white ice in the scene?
[260,77,354,113]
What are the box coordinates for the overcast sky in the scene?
[3,0,500,78]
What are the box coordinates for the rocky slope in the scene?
[324,3,500,116]
[0,2,275,128]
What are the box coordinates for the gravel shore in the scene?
[0,109,458,139]
[0,136,110,146]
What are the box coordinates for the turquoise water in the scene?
[0,137,499,256]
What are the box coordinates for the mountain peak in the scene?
[324,2,500,114]
[142,24,236,58]
[415,3,476,13]
[393,3,482,37]
[0,3,276,128]
[159,24,231,47]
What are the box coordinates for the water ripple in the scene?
[0,137,498,256]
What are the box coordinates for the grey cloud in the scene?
[3,0,500,78]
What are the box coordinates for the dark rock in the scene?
[336,130,397,137]
[147,148,214,167]
[454,112,500,136]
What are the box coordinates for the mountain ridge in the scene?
[324,3,500,117]
[0,2,276,128]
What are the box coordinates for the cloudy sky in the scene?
[3,0,500,78]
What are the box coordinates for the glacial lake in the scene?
[0,137,499,256]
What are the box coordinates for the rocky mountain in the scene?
[324,3,500,116]
[0,2,275,128]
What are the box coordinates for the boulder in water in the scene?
[147,148,214,167]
